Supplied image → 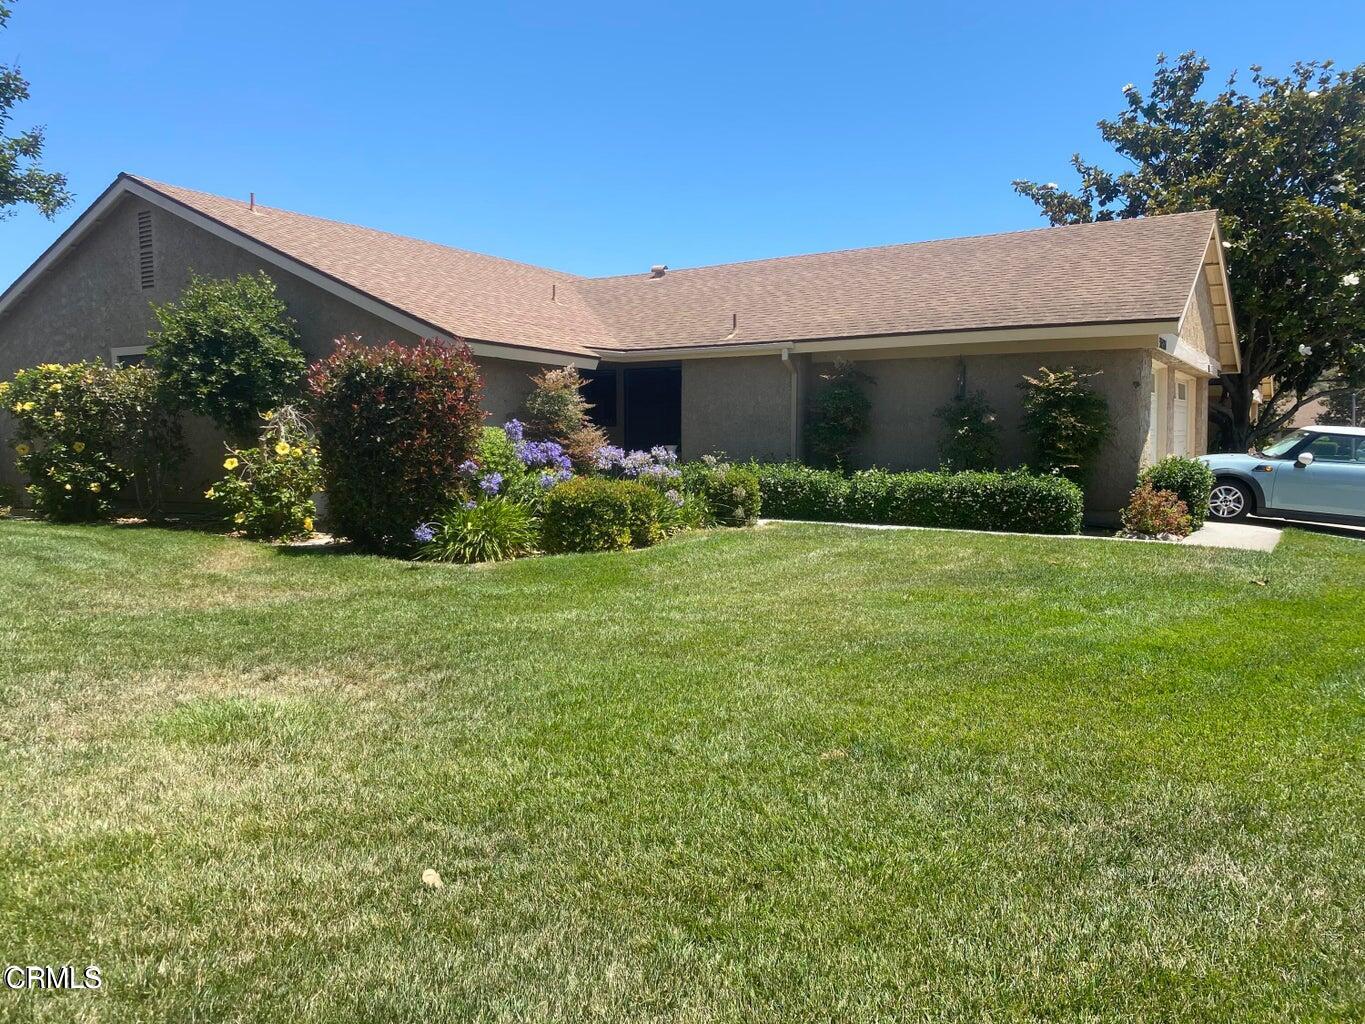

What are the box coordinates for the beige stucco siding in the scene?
[681,355,793,462]
[0,195,554,499]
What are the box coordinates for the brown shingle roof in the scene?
[131,176,611,357]
[576,212,1217,351]
[131,176,1215,358]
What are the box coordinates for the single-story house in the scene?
[0,173,1239,519]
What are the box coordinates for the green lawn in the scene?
[1,520,1362,1022]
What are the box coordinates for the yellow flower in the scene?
[223,457,239,471]
[303,517,314,532]
[89,483,101,493]
[14,443,29,456]
[72,441,86,453]
[63,483,72,492]
[291,446,303,459]
[274,442,291,456]
[204,487,216,499]
[262,410,275,421]
[20,401,35,412]
[52,411,64,420]
[233,513,246,524]
[49,383,62,392]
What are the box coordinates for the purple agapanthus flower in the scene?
[503,418,525,442]
[457,459,480,478]
[665,489,684,507]
[479,472,503,495]
[538,468,573,488]
[516,439,572,472]
[592,445,625,471]
[412,523,436,544]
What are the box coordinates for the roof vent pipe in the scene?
[650,265,667,278]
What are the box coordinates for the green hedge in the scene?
[541,477,671,554]
[679,462,761,526]
[1138,456,1214,528]
[752,463,1084,535]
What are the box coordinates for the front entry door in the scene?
[623,366,682,451]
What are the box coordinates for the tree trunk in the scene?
[1216,371,1257,452]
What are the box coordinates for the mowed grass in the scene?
[0,520,1362,1023]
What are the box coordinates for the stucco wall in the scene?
[0,195,554,499]
[681,355,793,462]
[806,347,1152,518]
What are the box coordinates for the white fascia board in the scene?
[0,177,596,370]
[591,319,1178,362]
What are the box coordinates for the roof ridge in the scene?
[579,210,1220,282]
[123,173,586,281]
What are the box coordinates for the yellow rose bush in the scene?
[207,406,322,540]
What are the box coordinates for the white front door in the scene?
[1172,375,1191,456]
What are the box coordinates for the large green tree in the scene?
[1014,53,1365,450]
[0,1,70,219]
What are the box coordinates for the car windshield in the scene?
[1261,430,1312,458]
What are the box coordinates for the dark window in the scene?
[623,366,681,451]
[581,369,618,428]
[137,210,154,290]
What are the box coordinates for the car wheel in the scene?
[1209,480,1251,520]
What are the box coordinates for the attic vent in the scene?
[136,210,155,290]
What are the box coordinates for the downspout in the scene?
[781,345,799,460]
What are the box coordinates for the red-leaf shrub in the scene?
[308,337,485,552]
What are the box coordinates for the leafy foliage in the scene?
[206,408,322,541]
[0,2,70,219]
[308,338,485,554]
[680,456,761,526]
[1017,367,1110,483]
[752,463,1085,535]
[110,366,189,516]
[935,391,1000,470]
[150,272,307,438]
[1316,384,1363,426]
[415,497,539,564]
[3,362,184,521]
[1121,481,1194,538]
[522,367,608,469]
[805,359,872,468]
[1138,456,1215,528]
[541,476,673,554]
[1014,52,1365,448]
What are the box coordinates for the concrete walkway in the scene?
[758,518,1284,552]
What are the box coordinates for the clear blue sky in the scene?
[3,0,1363,286]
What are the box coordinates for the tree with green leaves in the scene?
[1,2,70,220]
[1014,53,1365,451]
[149,271,306,438]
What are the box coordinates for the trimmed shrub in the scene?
[805,359,872,468]
[752,463,1084,535]
[414,497,538,563]
[1121,481,1193,537]
[541,476,668,553]
[1018,367,1110,483]
[3,362,185,521]
[680,457,760,526]
[935,391,1000,471]
[749,462,848,520]
[150,271,307,438]
[1138,456,1214,528]
[308,338,485,554]
[522,367,608,469]
[206,407,322,540]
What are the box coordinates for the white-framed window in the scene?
[110,345,148,367]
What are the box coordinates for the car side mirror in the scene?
[1297,451,1315,467]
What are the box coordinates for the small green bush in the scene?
[935,391,1000,471]
[681,457,760,526]
[1018,367,1110,483]
[206,407,322,541]
[1121,481,1193,537]
[415,497,538,563]
[150,271,307,438]
[1138,456,1214,528]
[752,463,1084,535]
[541,476,668,553]
[805,360,872,468]
[477,426,522,478]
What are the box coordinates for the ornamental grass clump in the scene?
[206,407,322,540]
[308,338,485,554]
[414,497,538,564]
